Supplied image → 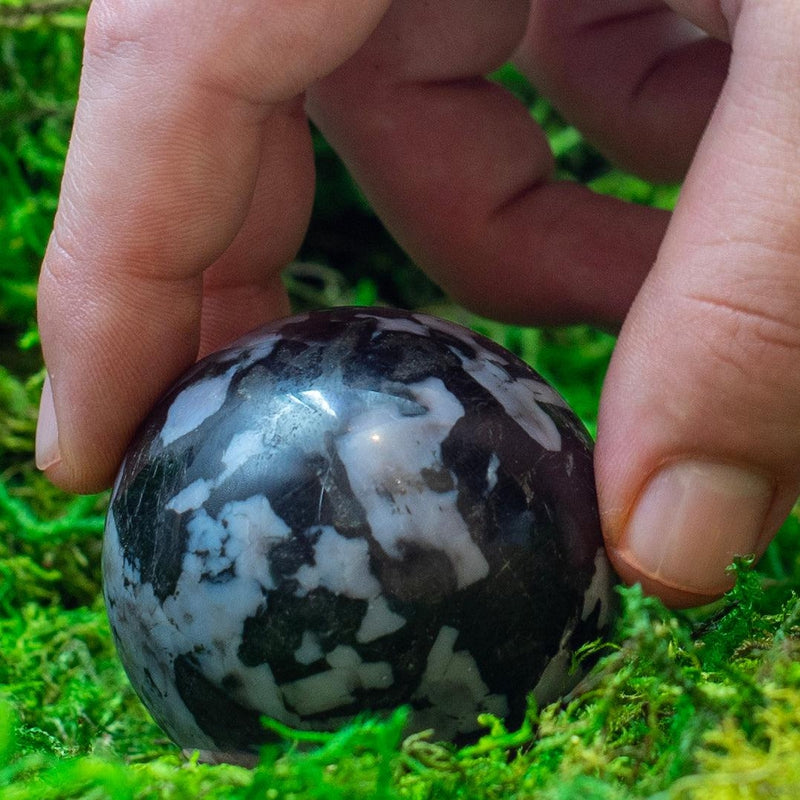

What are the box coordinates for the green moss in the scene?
[4,567,800,798]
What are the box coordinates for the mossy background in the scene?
[3,3,800,797]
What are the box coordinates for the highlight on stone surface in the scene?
[103,306,617,760]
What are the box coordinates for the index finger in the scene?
[36,0,391,493]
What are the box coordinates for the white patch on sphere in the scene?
[530,644,574,706]
[581,548,616,629]
[218,428,268,483]
[410,313,468,341]
[282,670,355,715]
[357,662,395,690]
[182,495,290,586]
[281,649,394,716]
[108,491,307,742]
[358,311,431,337]
[160,365,238,446]
[295,631,324,665]
[326,645,361,669]
[295,389,338,418]
[292,527,382,600]
[356,595,407,643]
[454,353,563,451]
[103,513,216,750]
[485,453,501,493]
[219,328,282,358]
[532,552,616,707]
[337,377,490,589]
[166,496,291,665]
[225,661,296,726]
[412,626,509,738]
[166,479,212,514]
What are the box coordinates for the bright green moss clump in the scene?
[3,557,800,799]
[4,4,800,798]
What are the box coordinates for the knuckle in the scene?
[83,0,167,62]
[83,0,212,71]
[82,0,264,100]
[38,226,92,323]
[41,225,79,292]
[686,288,800,390]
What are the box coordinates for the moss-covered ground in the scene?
[3,4,800,797]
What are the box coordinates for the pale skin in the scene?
[36,0,800,607]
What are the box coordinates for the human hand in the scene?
[36,0,800,607]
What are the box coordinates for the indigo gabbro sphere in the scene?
[103,307,616,759]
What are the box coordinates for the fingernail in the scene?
[35,374,62,471]
[616,461,773,595]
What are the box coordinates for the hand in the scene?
[36,0,800,607]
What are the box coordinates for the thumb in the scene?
[596,0,800,607]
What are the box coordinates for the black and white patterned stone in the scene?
[103,306,616,760]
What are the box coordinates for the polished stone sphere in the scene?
[103,307,616,760]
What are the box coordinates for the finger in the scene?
[515,0,730,182]
[198,100,313,358]
[36,0,391,494]
[596,0,800,606]
[307,0,669,330]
